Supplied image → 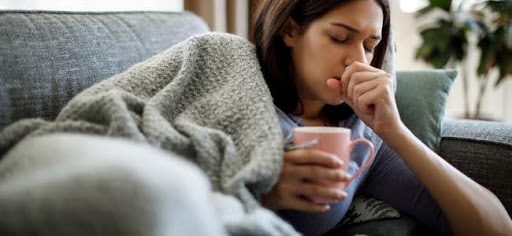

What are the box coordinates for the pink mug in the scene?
[293,126,375,204]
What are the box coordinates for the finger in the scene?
[341,62,380,93]
[350,73,394,110]
[346,72,382,98]
[270,183,331,212]
[351,79,381,108]
[295,183,348,203]
[287,165,352,182]
[354,86,388,114]
[326,78,351,106]
[326,78,342,94]
[285,149,344,168]
[286,195,331,212]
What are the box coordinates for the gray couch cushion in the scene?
[0,11,209,129]
[440,117,512,213]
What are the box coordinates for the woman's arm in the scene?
[330,61,512,235]
[381,122,512,235]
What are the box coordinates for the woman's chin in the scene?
[326,96,345,106]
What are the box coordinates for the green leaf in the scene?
[416,5,435,17]
[475,20,490,33]
[416,43,433,60]
[415,17,470,68]
[485,0,512,15]
[496,49,512,86]
[416,0,512,88]
[477,33,497,75]
[506,25,512,49]
[429,0,452,12]
[432,52,451,68]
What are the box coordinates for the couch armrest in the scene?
[439,117,512,214]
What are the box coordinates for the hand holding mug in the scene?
[292,126,375,204]
[261,147,352,212]
[261,126,375,212]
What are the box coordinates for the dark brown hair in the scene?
[251,0,390,123]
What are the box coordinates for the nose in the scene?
[344,44,368,66]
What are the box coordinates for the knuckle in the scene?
[288,148,303,156]
[332,170,343,180]
[281,164,293,175]
[350,72,358,81]
[384,74,394,85]
[283,152,294,161]
[310,185,322,194]
[276,182,287,192]
[352,72,363,81]
[382,85,392,96]
[357,96,365,105]
[353,85,363,96]
[352,97,358,106]
[376,72,390,79]
[325,153,338,163]
[309,167,322,178]
[304,149,316,158]
[353,61,364,69]
[276,184,291,198]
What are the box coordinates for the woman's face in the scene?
[283,0,383,106]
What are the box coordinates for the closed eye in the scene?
[330,34,375,53]
[330,36,348,44]
[364,47,374,53]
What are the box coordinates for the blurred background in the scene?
[1,0,510,123]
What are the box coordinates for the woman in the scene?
[251,0,512,235]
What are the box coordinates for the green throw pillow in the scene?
[395,69,457,153]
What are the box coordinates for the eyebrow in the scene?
[330,23,382,40]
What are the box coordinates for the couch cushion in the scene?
[324,215,433,236]
[440,117,512,214]
[395,70,457,153]
[0,11,209,130]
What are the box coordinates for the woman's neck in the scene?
[294,98,329,126]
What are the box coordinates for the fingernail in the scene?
[336,191,346,199]
[323,205,331,212]
[331,155,342,164]
[335,160,344,167]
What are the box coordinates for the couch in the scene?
[1,10,511,235]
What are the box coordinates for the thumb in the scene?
[326,78,341,92]
[326,78,353,107]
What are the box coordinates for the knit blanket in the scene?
[0,33,298,235]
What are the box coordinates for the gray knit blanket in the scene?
[0,33,299,235]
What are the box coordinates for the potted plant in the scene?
[415,0,512,120]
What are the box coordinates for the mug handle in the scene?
[345,138,375,186]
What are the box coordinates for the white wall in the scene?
[0,0,184,11]
[389,1,512,122]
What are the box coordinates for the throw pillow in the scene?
[325,215,422,236]
[395,69,457,153]
[340,195,401,225]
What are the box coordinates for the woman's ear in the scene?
[281,18,300,48]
